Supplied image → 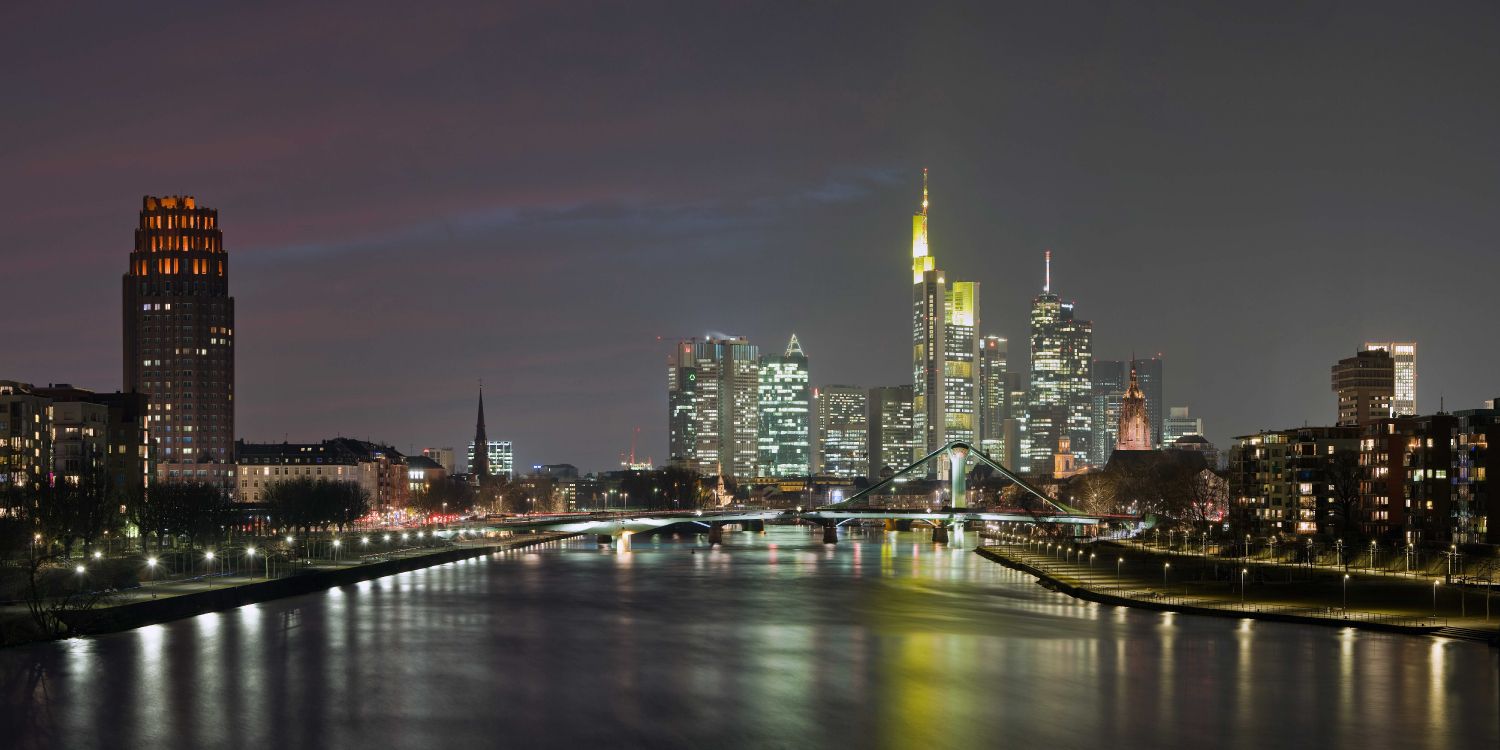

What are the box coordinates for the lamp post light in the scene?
[1090,552,1097,571]
[1116,557,1124,589]
[1163,562,1171,586]
[1433,580,1441,618]
[1341,573,1350,612]
[1369,541,1378,573]
[332,538,342,562]
[93,550,103,561]
[205,551,216,589]
[146,557,157,588]
[246,546,260,579]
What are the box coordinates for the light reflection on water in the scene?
[0,526,1496,750]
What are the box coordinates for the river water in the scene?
[1,526,1496,749]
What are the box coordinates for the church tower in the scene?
[1116,363,1152,452]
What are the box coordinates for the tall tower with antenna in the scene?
[910,170,980,461]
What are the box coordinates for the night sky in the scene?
[4,2,1498,473]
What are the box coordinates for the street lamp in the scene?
[205,551,216,589]
[1342,573,1350,612]
[1433,580,1440,618]
[93,550,103,560]
[1163,562,1171,585]
[332,538,342,562]
[1241,568,1248,603]
[146,557,157,587]
[1116,557,1124,589]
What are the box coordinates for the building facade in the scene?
[0,382,55,491]
[757,335,811,477]
[123,195,235,490]
[1162,406,1203,445]
[1089,360,1126,466]
[468,440,514,480]
[1333,349,1395,427]
[910,171,980,459]
[1116,365,1152,452]
[1025,251,1092,471]
[667,336,761,477]
[1129,356,1164,448]
[867,385,915,479]
[237,438,408,509]
[1364,342,1417,416]
[814,385,866,478]
[1230,426,1359,536]
[978,335,1011,463]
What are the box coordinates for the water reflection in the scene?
[0,527,1496,749]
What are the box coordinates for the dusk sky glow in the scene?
[4,1,1498,472]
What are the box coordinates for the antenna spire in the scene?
[920,168,928,216]
[1044,249,1051,293]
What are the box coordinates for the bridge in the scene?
[464,442,1127,548]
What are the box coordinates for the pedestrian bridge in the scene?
[461,442,1127,548]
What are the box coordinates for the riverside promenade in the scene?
[978,537,1500,644]
[2,531,577,644]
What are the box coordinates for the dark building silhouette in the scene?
[122,195,234,490]
[472,385,489,481]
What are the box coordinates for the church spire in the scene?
[473,381,490,481]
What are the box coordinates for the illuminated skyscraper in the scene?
[757,335,811,477]
[1090,360,1126,465]
[122,195,234,490]
[1332,349,1394,427]
[814,385,866,478]
[1364,342,1417,416]
[979,335,1010,461]
[867,385,915,479]
[910,170,980,458]
[667,336,760,477]
[1023,251,1092,471]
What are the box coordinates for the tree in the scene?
[411,478,474,516]
[1327,449,1362,541]
[264,478,369,533]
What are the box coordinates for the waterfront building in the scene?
[1089,360,1126,465]
[667,336,761,477]
[867,385,915,479]
[1230,426,1358,536]
[0,381,55,491]
[468,439,514,480]
[1364,342,1417,416]
[814,385,866,479]
[237,438,408,508]
[1360,405,1500,545]
[122,195,235,490]
[910,171,981,458]
[1116,365,1152,452]
[1024,252,1092,470]
[978,335,1010,463]
[1162,406,1203,444]
[757,335,811,477]
[1333,349,1395,427]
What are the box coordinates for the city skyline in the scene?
[5,3,1496,473]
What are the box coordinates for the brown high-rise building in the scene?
[1331,349,1394,427]
[123,195,235,490]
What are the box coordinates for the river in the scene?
[1,526,1496,749]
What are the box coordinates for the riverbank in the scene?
[976,542,1500,645]
[2,532,577,646]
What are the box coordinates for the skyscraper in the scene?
[757,335,811,477]
[472,385,489,481]
[910,171,980,458]
[1364,342,1417,416]
[667,336,760,477]
[1117,364,1151,452]
[1332,349,1394,427]
[1024,251,1092,471]
[123,195,234,490]
[978,335,1010,461]
[814,385,866,478]
[1130,355,1164,448]
[1089,360,1127,465]
[867,385,915,479]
